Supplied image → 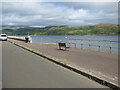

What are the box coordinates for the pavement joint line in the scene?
[7,40,119,89]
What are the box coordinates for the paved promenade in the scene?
[8,39,118,86]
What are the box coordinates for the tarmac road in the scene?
[2,41,106,88]
[0,41,2,89]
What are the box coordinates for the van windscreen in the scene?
[1,35,7,37]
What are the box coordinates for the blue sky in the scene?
[2,1,118,27]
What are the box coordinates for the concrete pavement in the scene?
[2,41,106,88]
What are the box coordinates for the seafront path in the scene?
[7,38,118,86]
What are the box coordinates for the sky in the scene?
[1,0,118,27]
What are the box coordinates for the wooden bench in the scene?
[58,42,69,50]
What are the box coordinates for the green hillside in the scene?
[2,23,119,36]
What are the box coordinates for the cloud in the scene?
[1,0,119,2]
[2,2,118,26]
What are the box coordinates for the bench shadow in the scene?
[56,49,69,51]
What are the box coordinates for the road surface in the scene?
[2,41,106,88]
[0,41,2,89]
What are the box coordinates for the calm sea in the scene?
[18,35,120,54]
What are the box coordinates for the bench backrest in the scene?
[58,43,66,47]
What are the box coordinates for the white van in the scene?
[0,34,7,41]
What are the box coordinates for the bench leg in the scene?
[59,46,61,50]
[65,47,67,51]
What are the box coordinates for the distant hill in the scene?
[1,23,119,36]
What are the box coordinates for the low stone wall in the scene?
[8,36,25,41]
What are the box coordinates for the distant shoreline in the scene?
[2,23,119,36]
[31,35,119,36]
